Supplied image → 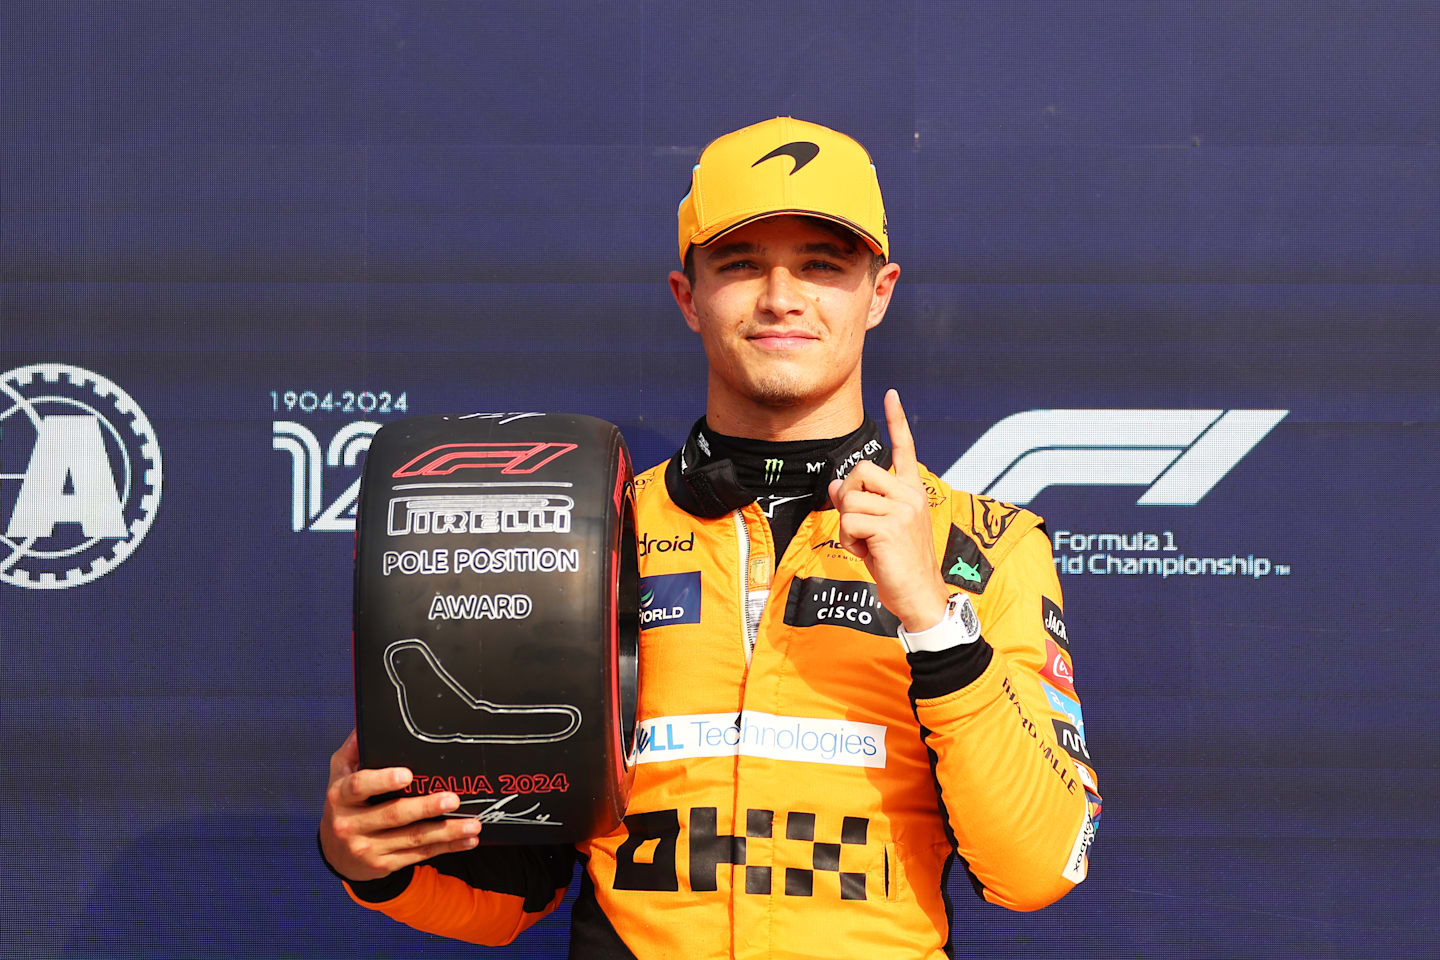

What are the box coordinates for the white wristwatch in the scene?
[897,592,983,654]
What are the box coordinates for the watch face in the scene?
[901,595,982,654]
[953,595,981,643]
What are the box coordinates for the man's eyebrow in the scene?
[799,241,860,261]
[703,241,760,261]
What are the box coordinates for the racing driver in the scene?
[319,116,1101,958]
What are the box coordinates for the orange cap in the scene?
[676,117,888,265]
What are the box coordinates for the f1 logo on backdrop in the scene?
[941,410,1287,506]
[0,364,163,589]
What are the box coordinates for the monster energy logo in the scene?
[764,458,784,485]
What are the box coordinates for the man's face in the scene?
[669,216,900,410]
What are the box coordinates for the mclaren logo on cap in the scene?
[752,141,820,174]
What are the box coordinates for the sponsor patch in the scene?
[634,712,887,769]
[783,577,901,638]
[972,494,1020,549]
[940,524,994,593]
[1061,813,1095,884]
[638,530,694,557]
[1042,596,1070,651]
[1040,639,1076,693]
[1041,682,1085,739]
[639,571,701,628]
[1052,719,1091,763]
[1085,788,1103,833]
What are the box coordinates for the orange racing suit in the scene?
[339,419,1101,958]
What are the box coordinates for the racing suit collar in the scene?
[664,415,892,519]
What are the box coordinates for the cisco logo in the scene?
[1,364,163,589]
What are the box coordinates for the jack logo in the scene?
[942,409,1287,505]
[1042,597,1070,652]
[1,364,163,589]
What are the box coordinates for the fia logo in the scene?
[0,364,163,589]
[272,420,379,532]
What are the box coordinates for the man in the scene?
[320,116,1100,958]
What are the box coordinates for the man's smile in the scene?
[746,329,821,351]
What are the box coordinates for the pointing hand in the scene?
[827,390,949,634]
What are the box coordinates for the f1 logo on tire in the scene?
[941,409,1287,506]
[0,364,163,589]
[392,442,577,478]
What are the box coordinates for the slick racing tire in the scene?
[353,412,638,844]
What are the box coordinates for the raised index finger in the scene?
[884,388,920,485]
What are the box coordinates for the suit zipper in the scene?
[734,510,757,663]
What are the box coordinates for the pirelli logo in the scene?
[386,493,573,536]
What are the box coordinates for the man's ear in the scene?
[865,261,902,331]
[669,270,702,333]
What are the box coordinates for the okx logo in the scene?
[942,409,1287,506]
[614,807,871,900]
[0,364,162,589]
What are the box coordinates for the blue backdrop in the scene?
[3,2,1438,957]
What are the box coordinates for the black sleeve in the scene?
[318,830,577,908]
